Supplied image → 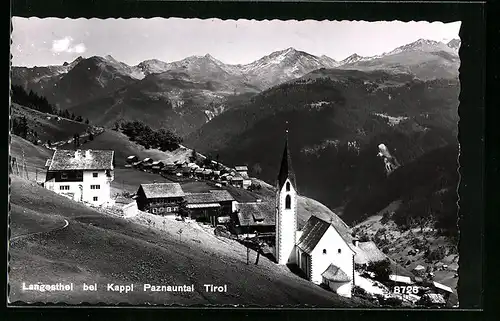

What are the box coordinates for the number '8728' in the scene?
[392,286,419,294]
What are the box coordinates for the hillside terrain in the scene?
[9,175,371,306]
[185,69,459,231]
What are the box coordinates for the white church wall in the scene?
[310,226,355,291]
[276,178,297,265]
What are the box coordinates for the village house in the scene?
[432,281,454,302]
[44,149,115,207]
[232,201,276,236]
[185,190,235,225]
[235,165,249,178]
[135,183,185,215]
[352,241,388,266]
[151,161,165,173]
[234,165,252,189]
[127,155,138,164]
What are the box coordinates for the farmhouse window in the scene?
[152,208,157,214]
[93,196,98,202]
[286,182,291,192]
[90,185,101,190]
[285,195,291,209]
[166,207,171,212]
[59,185,70,191]
[93,173,98,177]
[172,207,178,211]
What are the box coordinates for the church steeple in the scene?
[277,129,296,192]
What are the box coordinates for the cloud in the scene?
[51,36,86,54]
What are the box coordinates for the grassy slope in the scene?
[11,103,92,143]
[9,176,368,306]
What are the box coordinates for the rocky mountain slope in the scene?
[11,39,460,136]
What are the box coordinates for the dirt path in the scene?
[10,219,69,242]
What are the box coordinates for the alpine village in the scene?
[9,38,461,307]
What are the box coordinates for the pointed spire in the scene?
[277,124,296,191]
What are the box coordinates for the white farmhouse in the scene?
[273,135,356,298]
[44,149,115,207]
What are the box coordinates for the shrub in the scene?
[367,259,391,282]
[426,246,447,262]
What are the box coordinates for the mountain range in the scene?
[11,38,460,135]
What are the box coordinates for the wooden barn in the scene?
[135,183,185,215]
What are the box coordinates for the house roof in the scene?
[235,166,248,171]
[421,293,446,304]
[48,149,114,171]
[389,274,413,285]
[277,138,296,191]
[187,203,220,209]
[127,155,137,159]
[209,190,235,202]
[185,192,218,204]
[232,176,244,181]
[414,265,426,271]
[321,264,351,283]
[353,241,388,265]
[235,202,275,227]
[152,161,164,165]
[139,183,184,199]
[297,215,354,255]
[433,281,453,293]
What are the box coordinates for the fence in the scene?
[9,156,46,184]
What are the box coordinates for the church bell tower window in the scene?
[285,194,291,209]
[286,182,291,192]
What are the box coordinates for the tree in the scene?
[47,140,51,148]
[177,199,189,221]
[113,121,120,131]
[252,163,262,175]
[75,115,83,122]
[85,118,90,125]
[89,132,94,141]
[189,149,198,163]
[367,259,391,282]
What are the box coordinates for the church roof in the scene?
[297,215,355,255]
[277,138,296,191]
[296,216,330,254]
[321,264,352,282]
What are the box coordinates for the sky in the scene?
[11,17,461,67]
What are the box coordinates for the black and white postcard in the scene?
[9,16,466,308]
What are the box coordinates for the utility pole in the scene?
[22,149,28,179]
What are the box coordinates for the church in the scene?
[273,135,356,298]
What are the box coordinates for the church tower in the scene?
[275,132,298,265]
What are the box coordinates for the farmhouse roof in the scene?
[152,161,164,166]
[414,265,426,271]
[353,241,387,265]
[48,149,114,171]
[139,183,184,199]
[187,203,220,209]
[232,176,244,181]
[297,215,355,255]
[185,192,219,204]
[143,158,153,162]
[235,166,248,171]
[432,281,453,293]
[127,155,137,159]
[277,137,296,191]
[235,202,275,226]
[209,190,235,202]
[321,264,351,283]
